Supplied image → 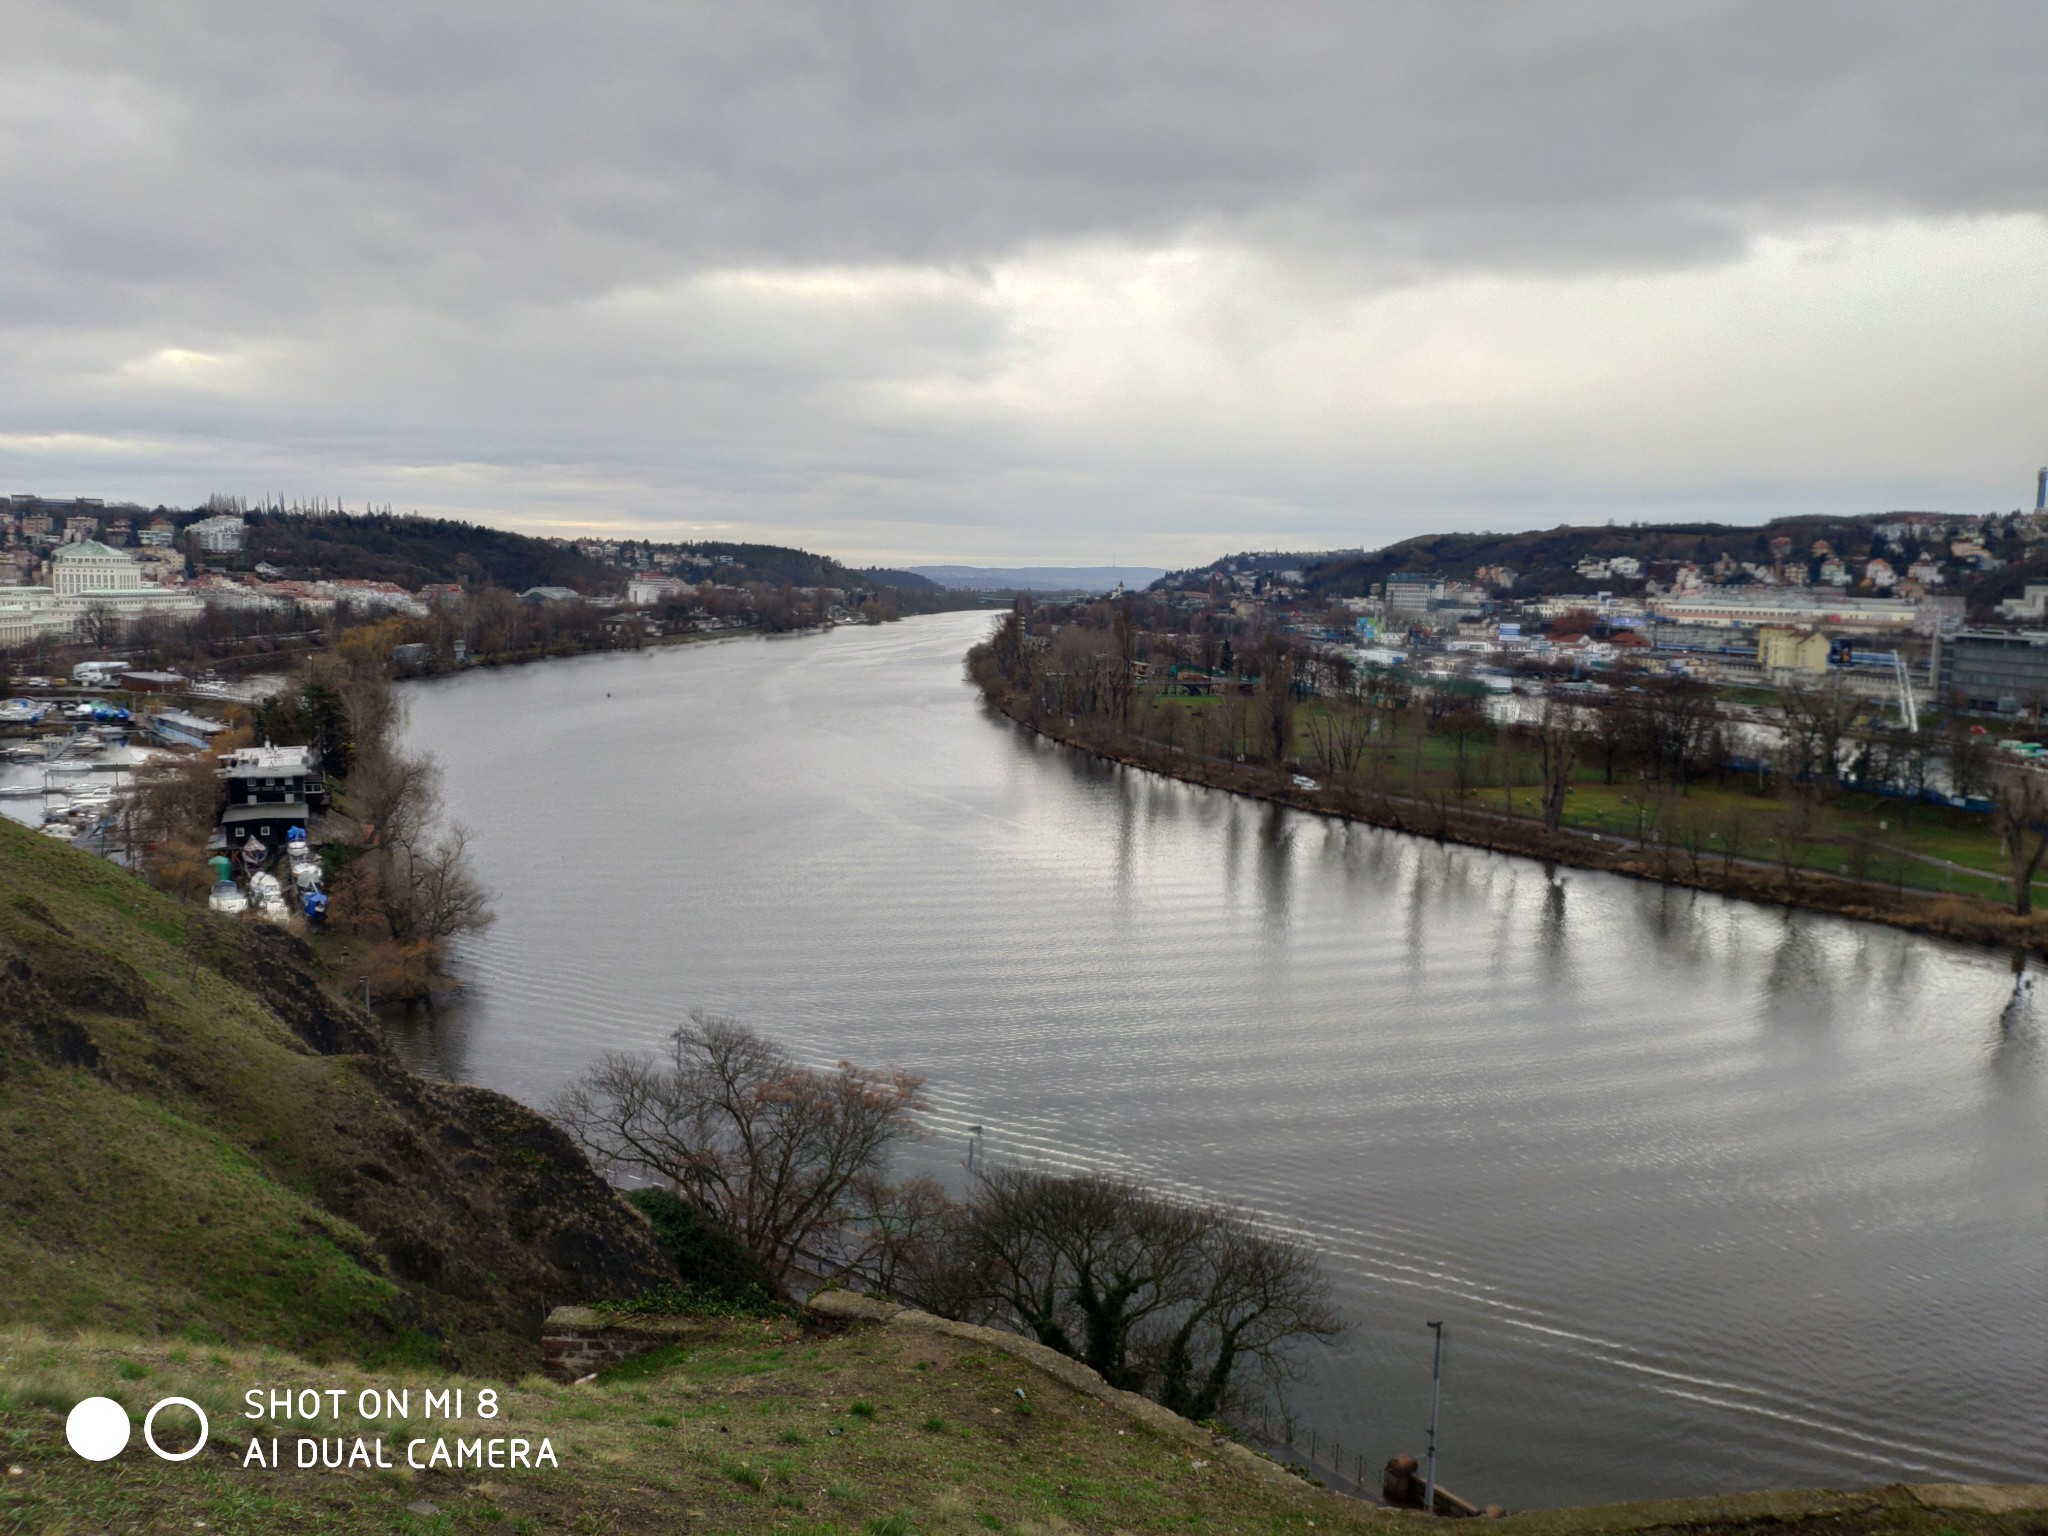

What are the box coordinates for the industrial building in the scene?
[1933,629,2048,714]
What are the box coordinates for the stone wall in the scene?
[539,1305,712,1383]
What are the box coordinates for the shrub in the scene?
[623,1186,778,1300]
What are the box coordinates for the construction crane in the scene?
[1891,650,1919,734]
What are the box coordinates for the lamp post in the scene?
[1423,1321,1445,1516]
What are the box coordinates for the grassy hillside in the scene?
[6,1319,2044,1535]
[0,818,673,1374]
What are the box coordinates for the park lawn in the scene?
[1143,693,2039,906]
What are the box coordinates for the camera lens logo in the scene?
[66,1396,209,1462]
[64,1398,129,1461]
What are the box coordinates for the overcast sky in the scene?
[4,3,2046,566]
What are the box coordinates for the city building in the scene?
[1646,591,1919,635]
[627,573,694,605]
[1997,583,2048,622]
[1934,629,2048,714]
[1757,627,1830,678]
[185,514,246,554]
[1383,573,1442,617]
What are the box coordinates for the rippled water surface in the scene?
[399,610,2046,1509]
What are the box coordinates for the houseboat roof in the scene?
[220,744,317,776]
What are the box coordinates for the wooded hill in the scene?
[240,511,611,592]
[230,511,963,606]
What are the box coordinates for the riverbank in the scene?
[972,675,2048,960]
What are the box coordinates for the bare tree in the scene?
[1303,703,1371,782]
[1538,700,1580,834]
[380,822,494,944]
[350,745,442,852]
[955,1168,1340,1417]
[552,1014,924,1289]
[1991,764,2048,916]
[1946,711,1994,801]
[1149,1210,1342,1422]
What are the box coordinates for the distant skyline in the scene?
[4,3,2046,567]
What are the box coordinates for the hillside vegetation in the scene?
[0,817,673,1374]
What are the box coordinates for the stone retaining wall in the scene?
[539,1305,714,1382]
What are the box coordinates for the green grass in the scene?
[7,1320,2042,1536]
[1136,692,2043,906]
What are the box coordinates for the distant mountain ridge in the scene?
[910,564,1169,593]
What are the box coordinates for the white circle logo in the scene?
[65,1397,130,1461]
[143,1397,209,1462]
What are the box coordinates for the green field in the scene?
[1134,694,2034,907]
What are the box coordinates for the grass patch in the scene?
[12,1303,2036,1536]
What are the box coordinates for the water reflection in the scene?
[399,612,2045,1509]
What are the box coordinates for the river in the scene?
[396,609,2046,1510]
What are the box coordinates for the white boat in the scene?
[47,760,95,775]
[2,744,43,762]
[208,881,249,914]
[248,871,284,903]
[0,783,46,798]
[40,823,77,839]
[290,860,323,892]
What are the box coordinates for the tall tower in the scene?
[2037,466,2046,512]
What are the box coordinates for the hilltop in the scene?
[1162,512,2048,616]
[0,816,674,1374]
[229,511,959,605]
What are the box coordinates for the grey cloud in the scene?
[10,1,2047,308]
[3,2,2047,560]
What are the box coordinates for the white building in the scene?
[51,540,146,596]
[186,514,246,554]
[0,589,69,649]
[627,574,695,605]
[38,540,203,632]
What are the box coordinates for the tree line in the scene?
[971,596,2048,917]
